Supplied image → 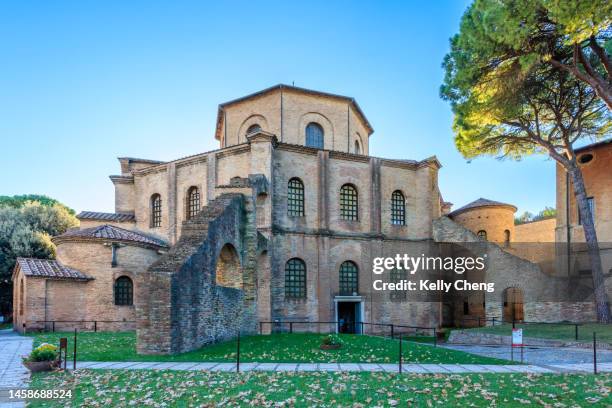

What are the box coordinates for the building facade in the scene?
[12,85,610,353]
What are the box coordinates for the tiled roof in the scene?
[449,198,517,217]
[55,225,168,248]
[77,211,135,222]
[15,258,92,281]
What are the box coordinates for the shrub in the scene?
[24,343,58,362]
[321,334,342,346]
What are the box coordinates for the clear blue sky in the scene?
[0,0,555,216]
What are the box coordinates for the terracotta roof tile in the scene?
[449,198,517,217]
[77,211,135,222]
[56,225,168,248]
[16,258,92,281]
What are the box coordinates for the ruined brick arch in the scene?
[215,243,242,289]
[237,114,269,143]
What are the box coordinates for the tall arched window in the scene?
[391,190,406,225]
[339,261,359,295]
[354,139,361,154]
[504,229,511,247]
[114,276,133,306]
[187,186,200,220]
[340,184,358,221]
[287,178,305,217]
[150,194,162,228]
[246,124,261,136]
[305,122,324,149]
[477,230,487,241]
[285,258,306,299]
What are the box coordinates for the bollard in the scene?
[73,329,77,370]
[593,332,597,374]
[398,332,402,374]
[236,331,241,373]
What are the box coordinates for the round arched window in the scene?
[246,124,261,136]
[305,123,324,149]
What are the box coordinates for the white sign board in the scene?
[512,328,523,347]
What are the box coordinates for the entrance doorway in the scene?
[334,296,363,334]
[503,287,524,322]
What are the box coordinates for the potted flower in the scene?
[320,334,342,350]
[23,343,59,372]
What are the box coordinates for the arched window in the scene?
[246,124,261,136]
[114,276,133,306]
[187,186,200,220]
[339,261,359,295]
[305,122,324,149]
[354,139,361,154]
[340,184,358,221]
[285,258,306,299]
[391,190,406,225]
[504,229,511,247]
[287,178,305,217]
[477,230,487,241]
[150,194,162,228]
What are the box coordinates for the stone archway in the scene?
[216,243,242,289]
[503,287,524,322]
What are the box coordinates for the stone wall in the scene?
[433,216,597,323]
[515,218,556,242]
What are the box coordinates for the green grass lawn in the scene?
[30,331,510,364]
[459,323,612,344]
[0,322,12,330]
[28,369,612,407]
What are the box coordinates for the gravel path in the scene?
[0,329,32,408]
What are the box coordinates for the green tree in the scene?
[440,0,612,109]
[0,199,78,319]
[442,1,612,322]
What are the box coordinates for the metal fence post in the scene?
[398,332,402,374]
[236,331,241,373]
[360,321,364,335]
[289,322,293,334]
[492,317,495,326]
[433,328,437,347]
[512,319,516,329]
[73,328,77,370]
[575,324,578,341]
[477,316,481,327]
[390,324,394,339]
[259,322,262,335]
[593,332,597,374]
[94,321,97,333]
[52,321,55,333]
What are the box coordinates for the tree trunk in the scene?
[568,165,611,323]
